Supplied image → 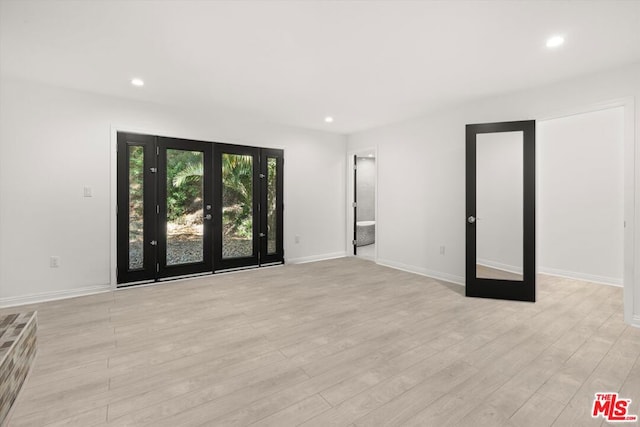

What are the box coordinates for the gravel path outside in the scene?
[129,234,253,268]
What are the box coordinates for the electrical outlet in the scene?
[439,246,445,255]
[83,186,92,197]
[295,235,300,244]
[50,256,60,268]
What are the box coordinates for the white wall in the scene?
[347,62,640,326]
[476,131,523,274]
[538,107,624,285]
[0,77,347,305]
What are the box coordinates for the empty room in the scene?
[2,1,640,426]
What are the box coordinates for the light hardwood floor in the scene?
[2,258,639,426]
[476,264,523,281]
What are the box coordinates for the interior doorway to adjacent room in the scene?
[351,149,377,260]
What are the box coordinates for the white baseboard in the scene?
[286,251,347,265]
[376,258,465,286]
[477,259,523,275]
[0,284,112,308]
[632,315,640,329]
[538,267,622,287]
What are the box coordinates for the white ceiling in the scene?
[1,0,639,134]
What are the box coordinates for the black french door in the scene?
[117,132,284,285]
[465,120,536,302]
[117,134,213,283]
[213,144,261,270]
[157,137,213,278]
[259,149,284,265]
[117,133,157,284]
[213,145,284,271]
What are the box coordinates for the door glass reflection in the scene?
[222,153,253,258]
[476,131,524,281]
[166,149,204,265]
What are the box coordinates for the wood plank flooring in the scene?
[2,257,639,426]
[476,264,523,281]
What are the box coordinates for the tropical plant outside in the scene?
[128,149,277,264]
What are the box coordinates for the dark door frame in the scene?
[465,120,536,302]
[353,155,358,255]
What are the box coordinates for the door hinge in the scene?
[258,203,260,212]
[157,263,159,272]
[150,167,157,173]
[259,173,265,179]
[352,202,357,208]
[150,240,157,246]
[352,240,357,246]
[353,164,357,170]
[156,147,159,155]
[156,205,159,214]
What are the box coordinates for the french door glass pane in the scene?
[267,157,277,254]
[166,149,204,265]
[222,153,253,258]
[128,146,144,270]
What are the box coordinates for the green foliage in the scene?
[166,150,203,222]
[266,157,277,251]
[222,154,253,238]
[128,146,145,224]
[127,147,278,242]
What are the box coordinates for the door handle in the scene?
[204,214,212,220]
[467,215,476,224]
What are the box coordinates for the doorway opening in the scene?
[537,106,625,287]
[116,132,284,286]
[352,150,376,260]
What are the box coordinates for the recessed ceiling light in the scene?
[324,116,334,123]
[546,35,565,48]
[131,78,144,87]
